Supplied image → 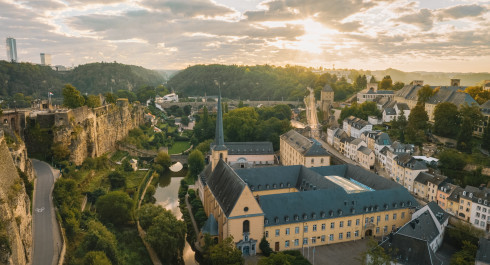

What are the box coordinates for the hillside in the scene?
[167,64,315,100]
[0,61,165,99]
[369,68,490,86]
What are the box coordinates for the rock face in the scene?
[36,99,145,165]
[0,131,33,265]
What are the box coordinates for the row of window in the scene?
[267,223,398,238]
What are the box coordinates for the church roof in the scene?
[225,142,274,155]
[201,213,219,236]
[213,90,226,151]
[206,160,246,217]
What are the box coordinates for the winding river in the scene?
[153,171,197,265]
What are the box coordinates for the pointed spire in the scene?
[213,85,226,151]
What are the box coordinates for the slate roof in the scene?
[375,133,391,146]
[380,234,440,265]
[396,156,428,171]
[398,210,439,244]
[280,130,330,157]
[206,160,246,217]
[344,116,370,129]
[201,213,219,236]
[481,100,490,114]
[396,103,410,110]
[426,201,450,225]
[225,142,274,155]
[476,238,490,264]
[384,107,396,115]
[358,146,373,156]
[414,172,435,185]
[350,138,364,146]
[323,84,334,92]
[395,84,477,107]
[260,187,417,227]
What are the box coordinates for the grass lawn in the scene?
[168,141,191,154]
[111,150,129,161]
[126,170,149,190]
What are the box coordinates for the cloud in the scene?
[438,4,487,20]
[140,0,236,18]
[331,21,364,32]
[394,8,434,31]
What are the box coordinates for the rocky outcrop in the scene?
[0,131,33,265]
[52,99,145,165]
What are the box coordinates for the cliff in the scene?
[0,131,33,265]
[51,99,145,165]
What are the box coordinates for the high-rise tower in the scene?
[6,38,17,63]
[40,53,52,66]
[210,89,228,171]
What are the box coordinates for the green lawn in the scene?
[111,150,129,162]
[168,141,191,154]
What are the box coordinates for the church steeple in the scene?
[213,89,226,151]
[211,88,228,171]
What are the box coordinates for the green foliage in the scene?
[417,85,434,103]
[96,191,133,227]
[105,93,117,104]
[259,236,273,257]
[146,208,186,265]
[82,155,110,170]
[188,149,205,178]
[446,220,483,248]
[482,119,490,151]
[196,139,213,154]
[154,151,171,175]
[108,171,126,189]
[392,81,405,91]
[406,103,428,145]
[63,84,85,108]
[433,102,460,138]
[457,104,483,153]
[53,178,81,239]
[360,238,393,265]
[86,95,102,108]
[378,75,392,90]
[259,251,311,265]
[438,149,467,172]
[450,241,478,265]
[81,220,119,265]
[206,237,244,265]
[82,251,112,265]
[51,142,70,162]
[340,101,381,122]
[137,204,166,230]
[121,159,133,172]
[16,167,33,203]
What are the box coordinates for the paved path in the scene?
[32,160,62,265]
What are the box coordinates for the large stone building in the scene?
[198,94,418,255]
[280,130,331,167]
[357,82,394,104]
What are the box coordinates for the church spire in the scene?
[213,87,226,151]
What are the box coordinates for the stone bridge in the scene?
[170,154,188,164]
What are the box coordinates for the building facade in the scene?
[280,130,330,167]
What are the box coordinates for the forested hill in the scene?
[0,61,165,98]
[167,64,317,100]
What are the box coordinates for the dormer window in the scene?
[321,211,325,218]
[294,215,299,221]
[274,217,279,223]
[470,193,473,198]
[273,184,277,188]
[280,183,284,188]
[258,185,261,190]
[463,191,467,196]
[266,184,270,189]
[311,213,316,219]
[329,210,334,217]
[265,219,269,225]
[303,214,307,220]
[285,216,289,222]
[338,210,342,216]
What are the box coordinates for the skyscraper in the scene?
[6,37,17,62]
[40,53,52,66]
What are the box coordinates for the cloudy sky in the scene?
[1,0,490,72]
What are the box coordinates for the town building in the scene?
[436,183,459,210]
[344,138,366,161]
[226,142,275,168]
[342,116,372,138]
[320,84,334,122]
[356,83,394,104]
[280,130,331,167]
[382,102,410,123]
[468,186,490,232]
[378,202,449,265]
[357,146,374,170]
[392,153,428,192]
[413,172,447,202]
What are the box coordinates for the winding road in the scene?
[32,159,62,265]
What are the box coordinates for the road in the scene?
[32,159,62,265]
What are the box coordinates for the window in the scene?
[475,220,479,225]
[477,206,481,211]
[355,230,359,237]
[339,233,343,240]
[476,213,480,218]
[313,225,317,231]
[365,217,369,224]
[322,224,326,231]
[377,216,380,222]
[376,227,380,234]
[294,239,299,246]
[356,219,360,225]
[401,212,405,219]
[330,222,335,228]
[340,221,344,228]
[321,235,326,242]
[385,214,389,221]
[286,228,290,235]
[312,237,316,244]
[303,238,308,245]
[384,226,388,233]
[482,214,486,220]
[275,229,280,236]
[393,213,397,220]
[348,220,352,227]
[304,226,308,233]
[285,240,290,248]
[243,220,250,233]
[265,231,269,238]
[329,234,334,241]
[347,232,351,238]
[295,227,299,234]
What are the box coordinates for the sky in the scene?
[1,0,490,72]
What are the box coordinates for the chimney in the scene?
[451,79,461,87]
[412,80,424,86]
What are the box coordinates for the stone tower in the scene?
[211,90,228,171]
[321,84,334,122]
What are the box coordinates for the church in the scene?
[197,93,418,256]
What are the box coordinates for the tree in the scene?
[208,237,244,265]
[63,84,85,108]
[378,76,392,90]
[457,104,483,152]
[482,120,490,151]
[438,149,467,172]
[82,251,112,265]
[108,171,126,189]
[51,142,70,162]
[146,209,186,265]
[183,105,192,116]
[137,204,166,230]
[259,237,273,257]
[360,238,392,265]
[258,252,292,265]
[369,76,376,83]
[105,93,116,104]
[81,220,119,264]
[154,151,171,174]
[181,116,190,126]
[188,149,205,178]
[433,102,460,138]
[121,159,133,172]
[465,86,490,104]
[406,104,428,144]
[196,139,213,154]
[392,81,405,91]
[95,191,133,226]
[450,241,478,265]
[223,107,258,142]
[417,85,433,103]
[86,95,102,108]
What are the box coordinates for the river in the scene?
[153,172,197,265]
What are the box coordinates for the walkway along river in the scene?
[153,171,197,265]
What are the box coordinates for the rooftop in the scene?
[476,238,490,264]
[280,130,330,157]
[225,142,274,155]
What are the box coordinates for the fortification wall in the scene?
[0,132,33,265]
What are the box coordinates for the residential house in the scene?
[389,141,414,154]
[356,83,395,104]
[333,128,348,151]
[280,130,331,167]
[377,147,389,169]
[358,146,375,170]
[436,183,459,210]
[344,138,366,161]
[392,154,428,192]
[343,116,373,138]
[373,133,391,156]
[413,172,447,202]
[458,186,481,222]
[469,186,490,232]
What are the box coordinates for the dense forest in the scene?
[0,61,165,99]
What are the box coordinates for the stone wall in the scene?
[52,100,145,165]
[0,131,33,265]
